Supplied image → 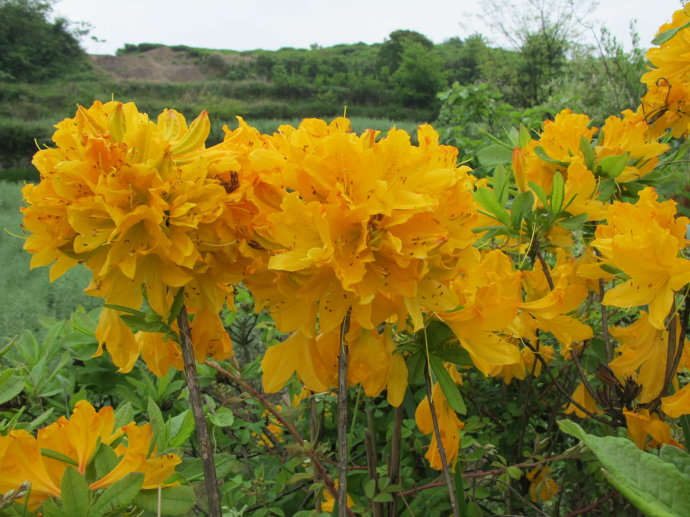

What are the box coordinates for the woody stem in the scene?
[337,311,351,516]
[177,304,222,517]
[424,361,460,517]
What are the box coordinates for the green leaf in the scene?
[41,448,79,467]
[209,407,235,428]
[527,181,549,208]
[89,472,144,517]
[60,467,90,517]
[120,314,170,334]
[510,191,534,231]
[0,369,24,405]
[429,355,466,414]
[559,420,690,517]
[518,125,532,147]
[534,146,570,167]
[477,145,512,168]
[364,478,376,499]
[558,213,588,230]
[167,410,195,449]
[167,288,186,325]
[506,466,523,480]
[493,164,510,206]
[597,178,617,201]
[652,21,690,45]
[423,320,472,366]
[113,402,134,429]
[372,492,393,503]
[551,171,565,216]
[147,397,167,451]
[41,500,65,517]
[93,443,119,480]
[474,187,511,228]
[660,446,690,479]
[598,153,629,178]
[133,486,196,516]
[102,304,144,316]
[579,136,597,171]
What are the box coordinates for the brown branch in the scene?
[177,305,222,517]
[522,341,615,425]
[533,237,554,290]
[364,404,383,517]
[205,360,356,517]
[337,312,351,516]
[563,489,617,517]
[388,405,403,516]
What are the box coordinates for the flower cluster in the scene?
[0,400,180,509]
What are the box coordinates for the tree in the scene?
[0,0,88,82]
[377,29,434,76]
[391,41,446,108]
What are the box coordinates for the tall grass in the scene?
[0,181,98,344]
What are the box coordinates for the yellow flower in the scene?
[415,374,464,471]
[321,480,354,512]
[564,382,601,418]
[0,401,180,509]
[526,466,559,502]
[593,188,690,330]
[624,409,682,450]
[22,101,248,374]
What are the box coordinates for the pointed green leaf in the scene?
[598,153,629,178]
[167,288,186,325]
[60,467,89,517]
[660,446,690,479]
[518,125,532,147]
[652,21,690,45]
[551,171,565,216]
[493,164,510,206]
[559,420,690,517]
[558,213,588,231]
[527,181,549,208]
[133,486,196,515]
[510,191,534,231]
[93,443,119,480]
[89,472,144,517]
[147,397,167,451]
[0,369,25,405]
[102,304,144,316]
[41,448,79,467]
[167,410,196,449]
[477,145,512,169]
[474,187,511,228]
[429,355,466,414]
[579,136,597,171]
[534,146,570,168]
[114,402,134,429]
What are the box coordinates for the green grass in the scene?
[0,181,99,344]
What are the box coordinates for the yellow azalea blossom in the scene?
[415,377,465,471]
[624,409,683,450]
[562,157,606,220]
[526,466,559,502]
[593,188,690,330]
[321,480,354,512]
[522,109,597,194]
[441,249,522,375]
[564,382,601,418]
[0,400,180,509]
[248,119,481,337]
[662,384,690,418]
[609,312,677,403]
[596,111,669,183]
[22,101,248,374]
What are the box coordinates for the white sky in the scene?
[53,0,687,55]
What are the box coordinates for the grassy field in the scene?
[0,181,98,344]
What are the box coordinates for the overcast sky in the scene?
[53,0,686,55]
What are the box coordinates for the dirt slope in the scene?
[89,47,205,82]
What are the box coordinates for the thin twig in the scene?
[388,405,403,516]
[364,404,383,517]
[177,305,222,517]
[424,361,460,517]
[562,489,617,517]
[337,311,351,516]
[205,360,356,517]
